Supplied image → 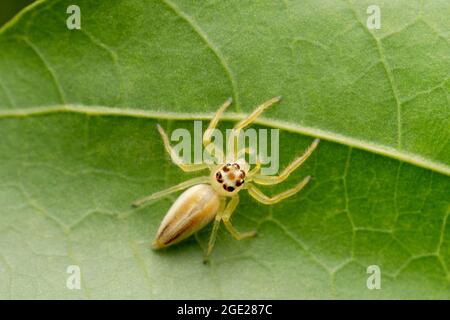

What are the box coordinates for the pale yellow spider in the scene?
[133,97,320,262]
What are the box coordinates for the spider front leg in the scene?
[246,176,311,205]
[156,124,210,172]
[227,96,282,158]
[251,138,320,185]
[203,98,233,162]
[233,96,282,132]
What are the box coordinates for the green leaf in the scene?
[0,0,448,299]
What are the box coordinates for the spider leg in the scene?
[156,124,210,172]
[203,98,232,162]
[246,176,311,205]
[252,138,319,185]
[241,151,263,180]
[132,176,209,207]
[221,195,257,240]
[247,160,261,177]
[203,198,226,263]
[233,96,282,131]
[227,96,281,159]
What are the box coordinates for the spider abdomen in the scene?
[152,184,220,249]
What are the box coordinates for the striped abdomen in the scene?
[152,184,220,249]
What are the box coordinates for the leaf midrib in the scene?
[1,104,449,177]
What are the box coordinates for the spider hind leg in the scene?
[203,196,256,263]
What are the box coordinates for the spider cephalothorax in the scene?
[215,162,246,193]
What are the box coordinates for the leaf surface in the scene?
[0,0,449,298]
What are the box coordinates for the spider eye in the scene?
[226,186,235,192]
[223,164,231,172]
[232,163,240,169]
[240,170,246,178]
[236,179,244,187]
[216,172,223,183]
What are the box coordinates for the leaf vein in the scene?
[20,36,66,104]
[161,0,241,112]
